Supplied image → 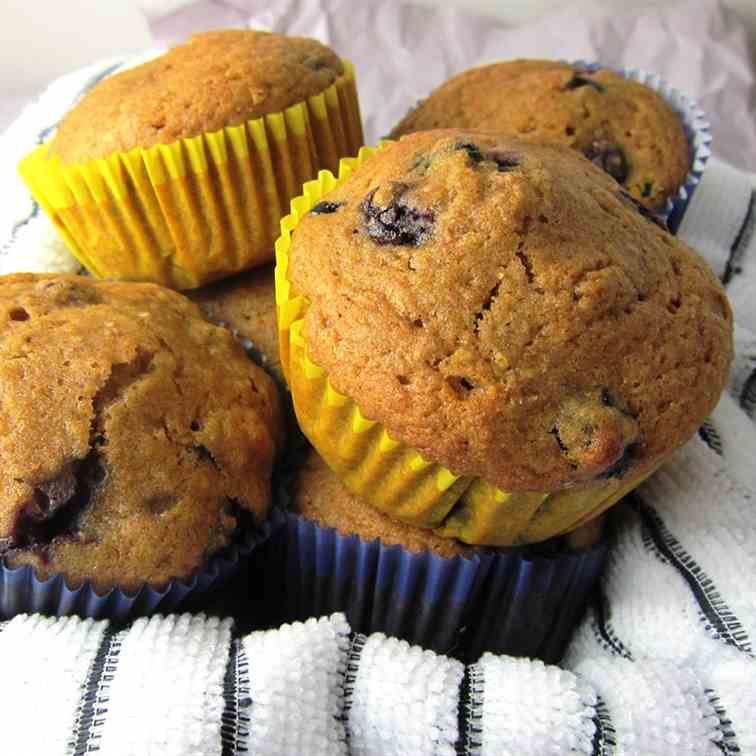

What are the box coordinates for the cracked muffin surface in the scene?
[0,274,282,590]
[390,60,689,211]
[286,130,732,493]
[49,29,344,163]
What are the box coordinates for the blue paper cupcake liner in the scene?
[570,59,712,234]
[274,509,608,662]
[463,538,608,662]
[0,510,282,624]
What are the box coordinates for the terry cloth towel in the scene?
[1,56,756,756]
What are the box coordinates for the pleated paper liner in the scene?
[570,60,711,233]
[463,534,608,662]
[0,510,281,623]
[273,508,608,662]
[274,146,657,546]
[18,60,364,290]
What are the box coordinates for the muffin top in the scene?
[49,30,344,163]
[189,265,281,380]
[0,274,282,590]
[294,450,474,558]
[390,60,689,211]
[287,131,732,493]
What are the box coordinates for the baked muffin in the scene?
[390,60,689,212]
[0,273,282,592]
[277,131,732,545]
[295,449,473,559]
[282,449,607,659]
[20,30,364,289]
[295,449,603,554]
[189,265,281,381]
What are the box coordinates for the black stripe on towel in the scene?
[455,663,483,754]
[698,419,724,456]
[342,633,367,723]
[590,588,634,661]
[591,695,617,756]
[740,367,756,419]
[0,203,39,257]
[69,626,122,755]
[341,633,368,751]
[221,639,251,756]
[723,190,755,285]
[706,688,741,754]
[636,499,753,655]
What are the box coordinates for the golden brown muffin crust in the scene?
[390,60,689,211]
[0,274,282,590]
[287,131,732,493]
[294,451,474,558]
[189,265,280,380]
[49,30,344,163]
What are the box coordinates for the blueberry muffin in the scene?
[294,449,474,558]
[294,449,603,554]
[0,273,282,591]
[279,131,732,545]
[390,60,689,211]
[189,265,281,381]
[286,448,607,659]
[20,30,364,289]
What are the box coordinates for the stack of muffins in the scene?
[9,29,364,619]
[11,36,732,661]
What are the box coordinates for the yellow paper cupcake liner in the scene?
[18,60,364,290]
[275,145,658,546]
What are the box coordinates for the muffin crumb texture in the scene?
[390,60,690,210]
[189,265,281,379]
[49,30,344,162]
[287,131,732,492]
[295,451,474,559]
[0,274,282,591]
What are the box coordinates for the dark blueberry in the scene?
[35,469,77,515]
[595,442,641,480]
[564,73,606,93]
[192,444,221,472]
[360,187,434,247]
[310,201,343,216]
[456,142,519,172]
[456,142,484,164]
[488,150,520,172]
[584,140,629,184]
[6,451,106,552]
[618,191,667,230]
[550,426,569,454]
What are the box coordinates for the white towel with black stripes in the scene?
[2,57,756,756]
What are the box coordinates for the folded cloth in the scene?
[1,48,755,756]
[0,50,160,277]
